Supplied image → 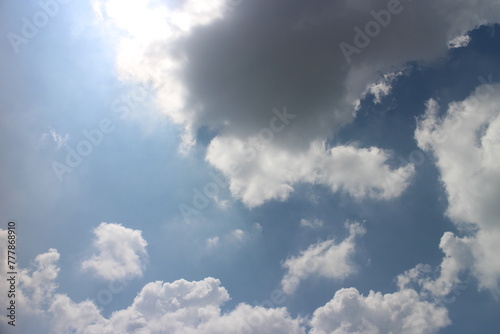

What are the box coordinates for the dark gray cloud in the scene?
[170,0,500,147]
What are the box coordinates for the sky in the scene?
[1,0,500,333]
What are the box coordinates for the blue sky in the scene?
[1,1,500,333]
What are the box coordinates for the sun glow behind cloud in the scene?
[91,0,230,149]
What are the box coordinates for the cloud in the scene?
[415,83,500,293]
[281,222,366,295]
[81,223,148,281]
[93,0,500,207]
[44,274,306,334]
[300,219,325,229]
[3,230,452,334]
[231,229,246,242]
[17,248,61,314]
[359,71,404,105]
[206,236,220,248]
[207,139,415,207]
[448,33,471,49]
[4,242,302,333]
[309,287,450,334]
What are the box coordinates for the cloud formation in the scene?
[415,84,500,293]
[309,287,450,334]
[207,139,415,207]
[5,242,451,334]
[81,223,148,281]
[281,222,366,294]
[17,252,306,334]
[92,0,500,207]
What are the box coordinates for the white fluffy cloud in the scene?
[415,83,500,293]
[207,139,415,207]
[309,287,450,334]
[31,266,306,334]
[81,223,148,281]
[12,248,447,334]
[281,222,366,295]
[396,232,475,302]
[3,228,453,334]
[17,248,61,314]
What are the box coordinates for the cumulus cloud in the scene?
[92,0,500,207]
[207,139,415,207]
[81,223,148,281]
[415,83,500,293]
[396,232,474,303]
[309,287,450,334]
[38,273,306,334]
[17,248,61,313]
[230,229,246,242]
[0,244,60,333]
[4,231,451,334]
[281,222,366,295]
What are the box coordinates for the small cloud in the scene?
[40,128,69,150]
[448,34,471,49]
[50,129,69,149]
[231,229,246,242]
[81,223,148,281]
[214,196,230,210]
[363,71,403,104]
[299,219,324,229]
[206,236,220,248]
[281,222,366,294]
